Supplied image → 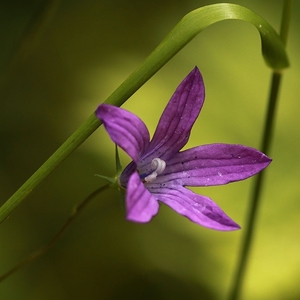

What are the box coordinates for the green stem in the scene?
[0,183,110,282]
[0,4,289,224]
[228,1,293,300]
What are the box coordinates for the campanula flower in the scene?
[96,67,271,230]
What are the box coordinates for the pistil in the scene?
[143,158,166,183]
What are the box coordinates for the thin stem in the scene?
[228,1,293,300]
[279,0,293,46]
[0,183,110,283]
[228,73,281,300]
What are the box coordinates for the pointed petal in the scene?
[147,67,205,159]
[156,144,272,187]
[96,104,150,162]
[125,172,159,223]
[153,186,240,231]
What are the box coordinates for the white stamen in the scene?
[144,158,166,183]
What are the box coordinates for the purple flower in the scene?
[96,67,271,231]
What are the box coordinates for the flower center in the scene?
[142,158,166,183]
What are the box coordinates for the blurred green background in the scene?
[0,0,299,299]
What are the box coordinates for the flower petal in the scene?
[153,186,240,231]
[96,104,150,162]
[146,67,205,159]
[125,172,159,223]
[156,144,272,187]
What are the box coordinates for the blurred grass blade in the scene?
[0,3,289,224]
[104,3,289,108]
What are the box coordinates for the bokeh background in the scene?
[0,0,299,299]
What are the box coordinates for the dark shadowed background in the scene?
[0,0,299,299]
